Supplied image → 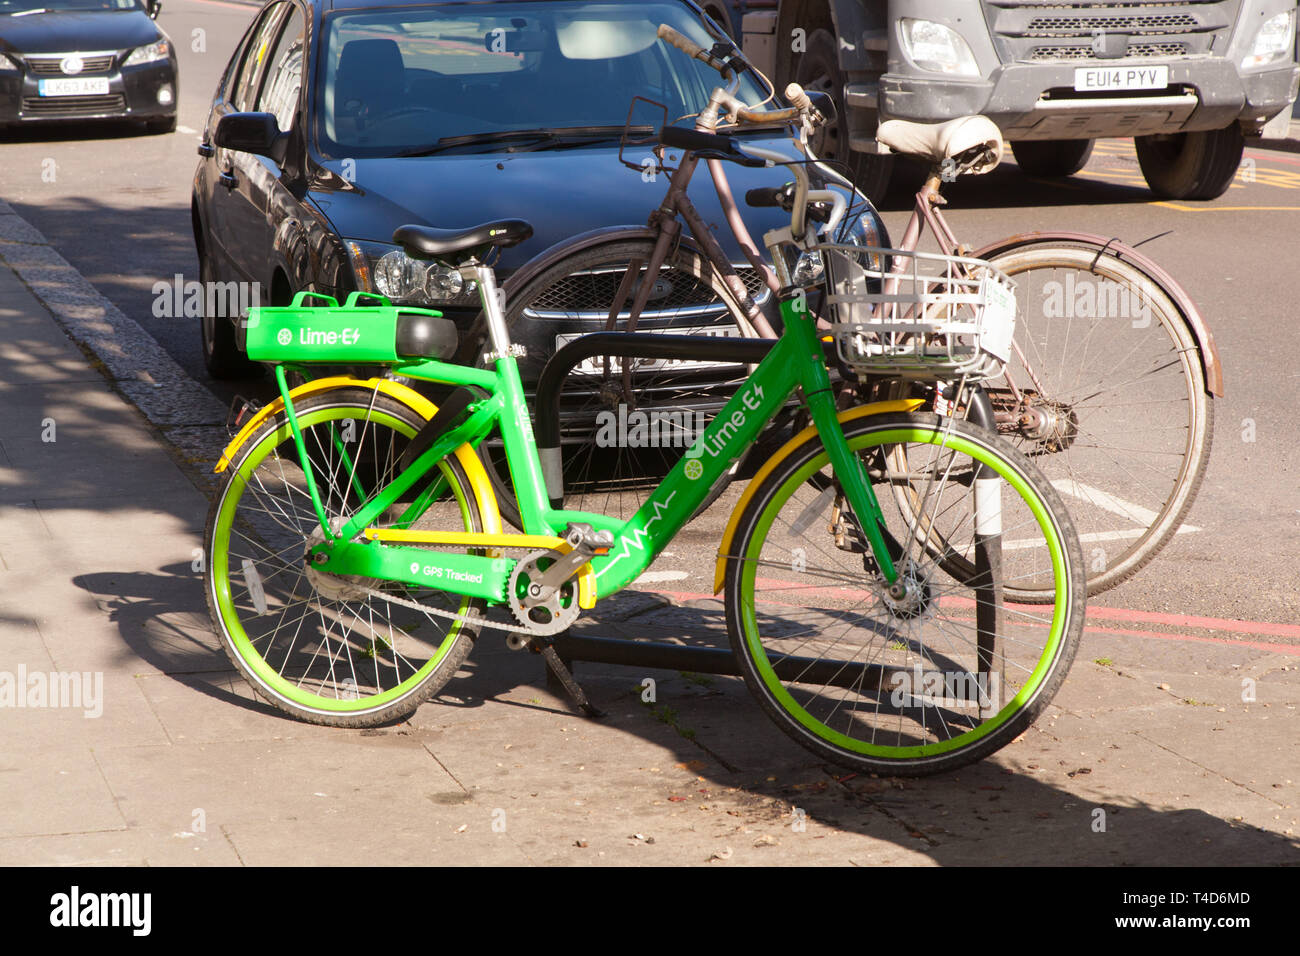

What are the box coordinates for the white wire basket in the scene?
[813,243,1017,380]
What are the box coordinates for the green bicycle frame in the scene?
[283,291,898,603]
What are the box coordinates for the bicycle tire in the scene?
[205,388,489,727]
[982,242,1213,599]
[488,237,762,528]
[722,411,1085,776]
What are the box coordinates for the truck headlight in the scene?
[346,240,477,306]
[125,39,170,67]
[1243,10,1295,69]
[900,19,980,77]
[0,53,20,71]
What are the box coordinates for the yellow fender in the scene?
[713,399,925,593]
[215,376,502,536]
[213,376,600,606]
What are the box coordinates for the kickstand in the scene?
[534,640,605,719]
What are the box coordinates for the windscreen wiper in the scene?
[395,126,631,158]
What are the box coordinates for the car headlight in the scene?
[1242,10,1295,69]
[900,19,980,77]
[831,210,889,274]
[0,53,20,71]
[124,39,170,67]
[345,240,478,306]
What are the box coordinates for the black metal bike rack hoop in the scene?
[533,332,775,448]
[534,332,777,680]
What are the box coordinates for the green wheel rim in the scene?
[210,406,473,714]
[739,425,1071,758]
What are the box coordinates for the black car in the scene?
[0,0,177,133]
[191,0,806,379]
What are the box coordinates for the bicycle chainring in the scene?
[507,550,582,636]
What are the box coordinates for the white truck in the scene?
[729,0,1300,198]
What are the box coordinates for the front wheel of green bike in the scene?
[205,388,491,727]
[722,412,1085,776]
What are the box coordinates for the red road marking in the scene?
[1247,149,1300,168]
[638,584,1300,650]
[1083,605,1300,639]
[1082,622,1300,656]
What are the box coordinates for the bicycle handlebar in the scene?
[745,186,787,208]
[657,24,733,78]
[659,126,735,154]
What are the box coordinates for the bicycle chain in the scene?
[355,584,550,637]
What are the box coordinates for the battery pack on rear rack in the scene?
[244,291,446,364]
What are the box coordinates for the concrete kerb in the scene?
[0,197,232,494]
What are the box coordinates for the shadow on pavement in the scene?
[72,563,1300,865]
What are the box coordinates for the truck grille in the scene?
[982,0,1238,63]
[1029,42,1189,60]
[1026,14,1199,33]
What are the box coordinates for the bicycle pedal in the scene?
[525,523,613,603]
[563,522,614,554]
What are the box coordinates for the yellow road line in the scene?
[1153,202,1300,211]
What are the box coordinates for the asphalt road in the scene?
[1,0,1298,634]
[0,0,253,390]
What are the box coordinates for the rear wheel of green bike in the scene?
[723,412,1085,776]
[205,389,487,727]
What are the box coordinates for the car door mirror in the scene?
[215,112,289,166]
[147,0,161,19]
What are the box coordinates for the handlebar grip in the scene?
[659,125,734,154]
[745,187,786,208]
[784,82,812,111]
[657,24,706,60]
[734,105,801,125]
[657,23,731,75]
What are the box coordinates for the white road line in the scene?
[1051,479,1158,524]
[1051,479,1200,530]
[634,570,690,584]
[1003,525,1200,551]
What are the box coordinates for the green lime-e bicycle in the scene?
[205,161,1085,776]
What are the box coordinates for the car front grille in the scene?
[524,263,770,321]
[981,0,1237,63]
[25,54,117,75]
[21,94,126,116]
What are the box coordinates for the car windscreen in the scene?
[1,0,141,12]
[314,1,776,159]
